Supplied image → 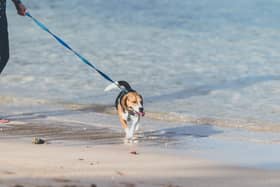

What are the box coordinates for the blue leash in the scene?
[25,12,120,88]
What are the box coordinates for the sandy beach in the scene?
[0,140,280,187]
[0,140,279,187]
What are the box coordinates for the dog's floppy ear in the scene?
[139,94,143,105]
[120,94,128,112]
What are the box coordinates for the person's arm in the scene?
[12,0,26,16]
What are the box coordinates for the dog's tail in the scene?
[104,80,132,92]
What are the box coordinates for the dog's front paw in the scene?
[125,128,132,139]
[126,133,133,139]
[135,124,141,132]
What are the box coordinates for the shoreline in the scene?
[0,97,280,186]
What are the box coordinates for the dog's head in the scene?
[121,92,145,116]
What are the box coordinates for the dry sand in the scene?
[0,140,280,187]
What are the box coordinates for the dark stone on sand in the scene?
[32,137,45,144]
[14,185,24,187]
[130,151,138,155]
[91,184,97,187]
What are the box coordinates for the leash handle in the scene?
[25,11,121,89]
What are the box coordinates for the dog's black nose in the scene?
[139,107,144,112]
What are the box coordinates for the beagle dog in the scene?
[105,81,145,139]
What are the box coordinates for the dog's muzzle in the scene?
[138,107,145,117]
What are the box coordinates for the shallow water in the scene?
[3,0,280,130]
[3,1,280,131]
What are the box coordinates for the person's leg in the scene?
[0,28,10,123]
[0,29,9,74]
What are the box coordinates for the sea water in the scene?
[2,0,280,169]
[3,0,280,132]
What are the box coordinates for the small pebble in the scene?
[32,137,45,144]
[130,151,138,155]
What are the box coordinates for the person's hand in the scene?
[16,3,26,16]
[13,1,27,16]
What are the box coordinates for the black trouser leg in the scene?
[0,29,9,74]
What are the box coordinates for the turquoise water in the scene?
[2,0,280,131]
